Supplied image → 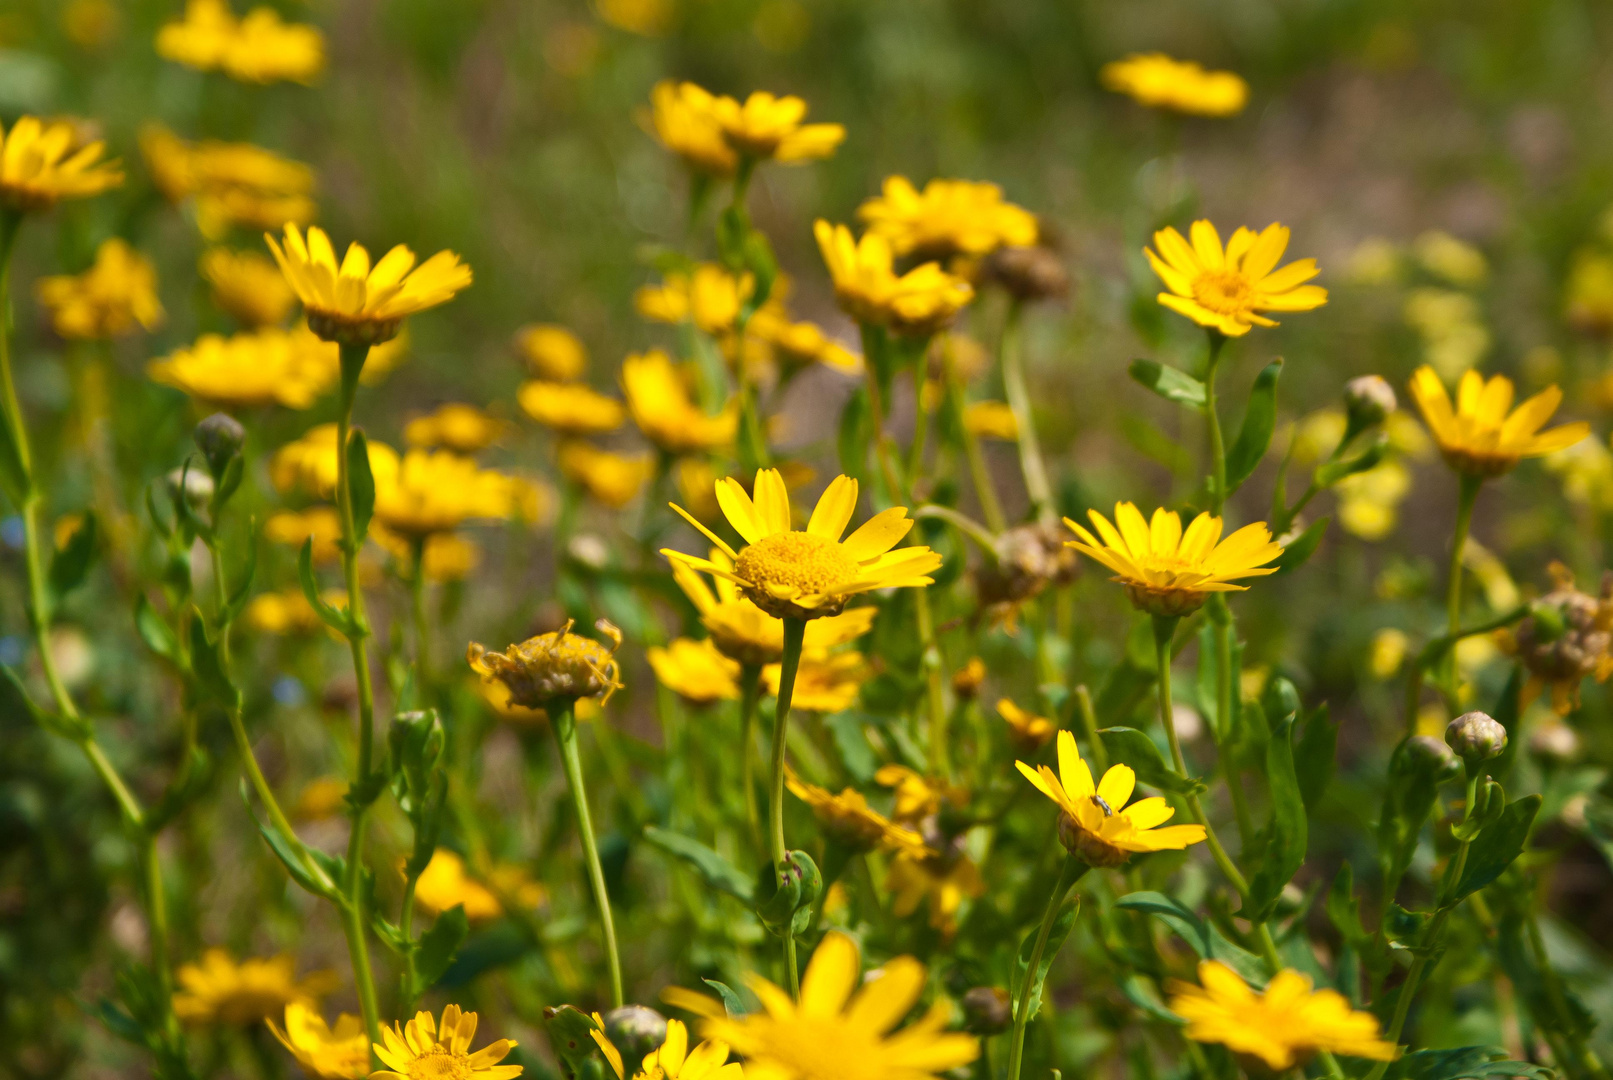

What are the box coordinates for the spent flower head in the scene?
[1145,221,1326,337]
[467,619,623,707]
[1506,564,1613,714]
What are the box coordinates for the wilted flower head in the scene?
[857,175,1038,260]
[1505,564,1613,714]
[1101,53,1249,116]
[467,619,623,707]
[35,238,162,339]
[981,242,1070,302]
[0,115,122,213]
[977,520,1081,615]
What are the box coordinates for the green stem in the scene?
[946,341,1006,532]
[551,697,624,1008]
[1210,604,1255,848]
[858,324,908,504]
[1527,910,1612,1080]
[1072,685,1108,772]
[915,587,950,780]
[1441,474,1483,704]
[769,618,806,996]
[1007,855,1088,1080]
[409,535,431,692]
[1203,331,1227,513]
[999,301,1054,524]
[739,664,764,857]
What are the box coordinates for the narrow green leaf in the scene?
[1116,891,1267,986]
[48,511,97,601]
[1128,358,1206,409]
[1225,359,1282,494]
[134,596,179,663]
[1315,435,1387,487]
[346,429,375,543]
[225,527,258,623]
[414,906,470,989]
[1293,704,1337,811]
[642,825,755,903]
[837,386,869,482]
[1325,862,1367,945]
[1098,727,1205,795]
[1454,794,1541,902]
[1274,516,1329,575]
[1245,715,1307,921]
[701,978,749,1017]
[0,406,31,506]
[187,607,237,706]
[297,539,356,637]
[1386,1047,1555,1080]
[1011,896,1079,1023]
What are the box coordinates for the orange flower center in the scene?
[1192,269,1253,315]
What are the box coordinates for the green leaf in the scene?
[1225,359,1282,495]
[187,608,237,707]
[414,906,470,990]
[1011,896,1079,1023]
[1098,727,1205,795]
[1273,516,1328,575]
[544,1004,607,1079]
[1386,1047,1555,1080]
[1454,794,1541,902]
[1119,974,1180,1024]
[1326,863,1368,945]
[346,429,375,544]
[1246,715,1308,921]
[48,511,97,602]
[225,527,258,623]
[134,596,178,663]
[837,386,869,482]
[642,825,755,903]
[1,662,47,727]
[0,405,32,506]
[298,539,357,637]
[1116,891,1267,986]
[1315,435,1388,487]
[245,789,338,900]
[1129,358,1206,409]
[1293,704,1337,811]
[701,978,749,1017]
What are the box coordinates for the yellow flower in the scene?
[403,403,509,453]
[885,849,985,936]
[467,619,623,707]
[369,524,485,581]
[1065,503,1282,617]
[411,849,505,922]
[664,471,942,621]
[635,264,749,335]
[245,588,332,635]
[763,651,869,712]
[622,350,738,453]
[1409,365,1588,477]
[372,450,533,538]
[594,1018,741,1080]
[858,176,1038,260]
[265,506,344,563]
[785,768,926,855]
[814,221,974,336]
[516,323,588,380]
[142,126,316,239]
[294,776,348,821]
[156,0,234,70]
[267,1003,370,1080]
[201,247,296,327]
[271,424,400,497]
[747,309,863,376]
[372,1005,522,1080]
[0,115,122,213]
[172,949,336,1026]
[475,678,602,726]
[873,764,963,823]
[1167,961,1400,1070]
[519,380,626,436]
[710,91,844,162]
[266,223,472,346]
[962,400,1017,441]
[1414,230,1487,287]
[644,81,739,176]
[1100,53,1248,117]
[996,697,1055,752]
[648,637,742,704]
[34,238,162,340]
[1145,221,1327,337]
[1018,731,1207,867]
[1566,249,1613,335]
[671,548,875,666]
[1369,629,1409,680]
[148,327,333,409]
[157,0,324,85]
[1336,460,1412,541]
[701,931,978,1080]
[596,0,674,37]
[557,440,655,508]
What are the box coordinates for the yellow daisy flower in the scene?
[222,6,325,85]
[710,91,844,162]
[265,223,472,346]
[648,637,742,704]
[1100,53,1249,117]
[1408,365,1588,477]
[785,768,927,855]
[270,424,400,497]
[1167,960,1400,1070]
[245,587,334,635]
[403,403,510,453]
[885,849,985,937]
[962,400,1018,441]
[996,697,1055,752]
[516,323,588,380]
[0,115,122,213]
[201,247,296,327]
[622,350,738,453]
[407,848,546,923]
[265,506,344,563]
[372,1005,522,1080]
[267,1003,370,1080]
[747,309,863,376]
[635,264,749,336]
[858,176,1038,260]
[172,949,336,1026]
[644,80,739,177]
[368,528,482,583]
[1144,221,1326,337]
[556,440,655,508]
[372,450,534,538]
[814,221,974,336]
[148,327,334,409]
[142,126,316,239]
[1017,730,1206,867]
[1064,503,1282,617]
[662,471,942,621]
[873,764,962,823]
[595,1018,741,1080]
[519,380,626,436]
[35,238,163,340]
[701,931,978,1080]
[762,651,869,712]
[155,0,234,71]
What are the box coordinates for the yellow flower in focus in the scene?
[858,176,1038,260]
[35,238,162,339]
[644,81,738,177]
[0,115,122,213]
[142,126,316,239]
[996,697,1055,752]
[1018,730,1207,866]
[1145,221,1326,337]
[157,0,324,85]
[1167,961,1399,1070]
[885,848,985,936]
[1100,53,1248,117]
[1409,366,1589,477]
[411,849,505,922]
[267,1003,370,1080]
[962,400,1017,441]
[648,637,741,704]
[785,768,926,855]
[265,507,343,563]
[1065,503,1281,617]
[516,323,589,380]
[404,403,509,453]
[372,1005,522,1080]
[763,651,869,712]
[622,350,738,453]
[172,949,335,1026]
[200,247,295,327]
[701,931,979,1080]
[710,91,844,162]
[814,221,974,336]
[595,0,674,37]
[519,381,626,436]
[594,1020,740,1080]
[467,619,623,708]
[148,327,334,409]
[372,450,532,538]
[266,224,472,346]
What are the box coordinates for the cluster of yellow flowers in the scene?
[157,0,325,84]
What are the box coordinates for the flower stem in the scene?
[1441,473,1483,705]
[551,697,624,1008]
[999,300,1054,524]
[739,663,764,857]
[1203,330,1227,513]
[1007,854,1088,1080]
[945,337,1006,532]
[769,618,806,996]
[915,587,950,781]
[409,535,431,692]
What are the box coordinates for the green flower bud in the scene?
[193,412,245,479]
[1445,710,1508,764]
[603,1005,667,1062]
[1344,375,1396,432]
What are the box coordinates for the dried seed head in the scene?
[466,618,623,707]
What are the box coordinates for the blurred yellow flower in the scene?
[814,220,974,336]
[172,949,336,1026]
[266,223,472,346]
[1409,366,1588,477]
[763,650,869,712]
[1545,437,1613,510]
[142,125,316,239]
[644,81,738,176]
[1414,230,1487,287]
[1167,961,1399,1070]
[200,247,295,327]
[404,402,509,453]
[1565,249,1613,335]
[245,587,341,635]
[557,440,654,507]
[267,1003,369,1080]
[265,506,343,563]
[1145,221,1326,337]
[519,380,626,436]
[35,238,162,339]
[1100,53,1248,117]
[595,0,673,36]
[516,323,588,380]
[963,400,1018,441]
[271,424,400,497]
[0,115,122,213]
[1403,288,1489,378]
[1336,460,1412,541]
[293,775,348,821]
[647,637,741,704]
[148,327,333,409]
[886,848,985,936]
[372,526,485,582]
[411,849,504,921]
[747,308,863,375]
[1369,628,1409,679]
[997,697,1055,752]
[157,0,325,85]
[373,1005,522,1080]
[1065,503,1281,617]
[622,350,738,453]
[874,763,964,822]
[785,767,926,855]
[634,264,749,335]
[664,471,942,621]
[858,176,1038,259]
[372,450,533,538]
[711,91,844,162]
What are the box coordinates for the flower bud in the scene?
[1344,375,1396,431]
[1445,710,1508,764]
[1393,734,1462,783]
[165,466,214,508]
[961,986,1012,1035]
[193,412,245,478]
[602,1005,667,1062]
